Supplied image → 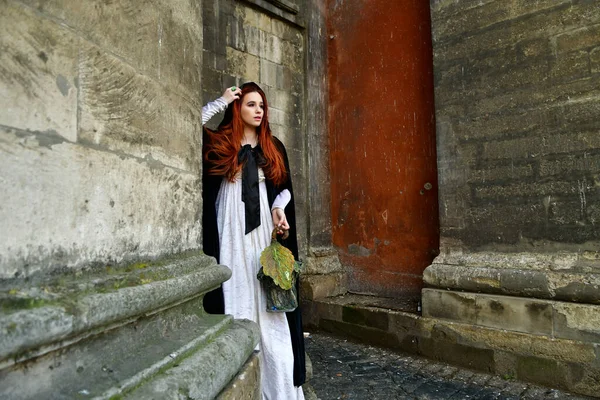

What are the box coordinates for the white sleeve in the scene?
[271,189,291,211]
[201,97,228,125]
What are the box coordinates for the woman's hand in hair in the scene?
[222,86,242,104]
[272,208,290,238]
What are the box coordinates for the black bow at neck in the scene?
[238,144,264,234]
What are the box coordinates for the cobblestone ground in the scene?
[305,331,592,400]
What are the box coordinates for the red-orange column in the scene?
[328,0,439,298]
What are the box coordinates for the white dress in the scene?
[216,168,304,400]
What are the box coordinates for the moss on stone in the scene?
[0,296,48,312]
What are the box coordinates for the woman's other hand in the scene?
[222,86,242,104]
[272,208,290,238]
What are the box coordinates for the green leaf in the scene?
[260,239,296,290]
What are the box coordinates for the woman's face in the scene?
[240,92,264,129]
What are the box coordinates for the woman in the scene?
[201,82,305,399]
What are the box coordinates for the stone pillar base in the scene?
[300,247,346,301]
[305,293,600,398]
[0,253,260,400]
[217,352,261,400]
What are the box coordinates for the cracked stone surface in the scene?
[305,331,592,400]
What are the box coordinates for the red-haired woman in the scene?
[201,82,305,399]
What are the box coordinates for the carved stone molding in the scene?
[240,0,305,27]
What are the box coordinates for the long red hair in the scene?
[204,82,287,185]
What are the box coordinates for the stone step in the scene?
[0,253,260,399]
[124,319,259,400]
[422,288,600,343]
[0,253,229,367]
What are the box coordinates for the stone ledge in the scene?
[304,252,343,275]
[126,319,259,399]
[240,0,304,28]
[306,294,600,397]
[0,292,260,400]
[216,351,261,400]
[0,253,230,366]
[300,272,347,300]
[424,263,600,304]
[423,289,600,343]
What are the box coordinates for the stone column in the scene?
[300,0,345,313]
[0,1,259,398]
[422,1,600,396]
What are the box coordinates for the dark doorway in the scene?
[328,0,439,301]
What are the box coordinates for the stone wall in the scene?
[432,0,600,252]
[0,0,204,278]
[200,0,344,306]
[201,0,309,257]
[423,1,600,395]
[0,1,265,398]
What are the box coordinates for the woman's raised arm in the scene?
[201,86,242,125]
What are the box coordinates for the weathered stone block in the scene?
[20,0,203,99]
[202,67,226,98]
[445,320,596,365]
[479,296,553,336]
[500,269,551,298]
[242,24,262,57]
[0,127,202,278]
[300,272,347,300]
[418,336,495,373]
[304,253,342,275]
[342,306,389,331]
[127,320,259,399]
[552,302,600,343]
[79,43,202,172]
[307,295,600,397]
[236,3,273,33]
[423,289,554,336]
[388,311,423,338]
[225,46,260,82]
[261,33,283,64]
[493,351,518,377]
[301,299,343,328]
[272,18,302,44]
[540,153,600,177]
[516,356,587,391]
[0,252,258,400]
[424,264,501,293]
[226,14,245,52]
[269,88,293,111]
[550,50,591,82]
[467,203,544,229]
[215,352,261,400]
[591,47,600,73]
[268,107,289,126]
[260,59,279,88]
[468,163,535,184]
[422,290,478,324]
[473,180,578,201]
[426,258,600,304]
[319,319,400,349]
[556,24,600,53]
[432,0,571,43]
[0,1,77,141]
[481,133,600,162]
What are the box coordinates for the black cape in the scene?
[202,133,306,387]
